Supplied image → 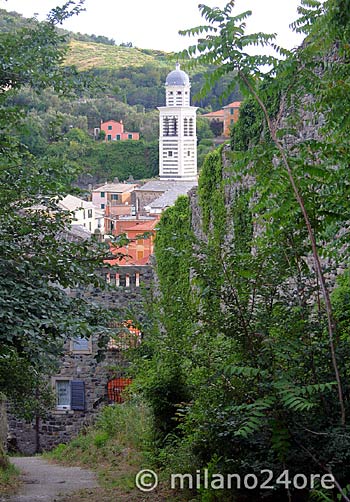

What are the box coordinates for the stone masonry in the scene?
[8,264,153,454]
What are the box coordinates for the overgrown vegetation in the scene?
[0,0,113,469]
[127,1,350,501]
[47,399,153,491]
[0,461,19,495]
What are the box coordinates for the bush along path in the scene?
[41,400,185,502]
[0,456,98,502]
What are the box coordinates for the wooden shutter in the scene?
[71,381,85,411]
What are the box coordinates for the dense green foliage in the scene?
[130,1,350,501]
[44,129,159,184]
[197,146,226,238]
[0,2,111,433]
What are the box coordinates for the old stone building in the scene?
[8,263,153,454]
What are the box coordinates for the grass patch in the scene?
[0,461,20,495]
[65,41,169,71]
[46,398,153,488]
[47,399,193,501]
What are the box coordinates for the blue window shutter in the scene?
[71,381,85,411]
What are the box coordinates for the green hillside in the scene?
[65,40,169,71]
[0,7,241,184]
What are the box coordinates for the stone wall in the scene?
[8,340,128,454]
[8,264,154,454]
[71,264,154,322]
[133,190,164,215]
[0,394,7,453]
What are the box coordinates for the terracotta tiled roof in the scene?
[92,183,138,193]
[104,246,151,266]
[124,220,158,232]
[223,101,242,108]
[202,109,225,118]
[105,256,151,266]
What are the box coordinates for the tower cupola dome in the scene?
[165,63,190,86]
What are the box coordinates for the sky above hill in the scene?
[1,0,305,52]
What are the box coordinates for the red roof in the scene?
[105,246,151,266]
[202,109,224,118]
[105,256,151,266]
[125,220,158,232]
[223,101,242,109]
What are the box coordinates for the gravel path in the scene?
[1,456,98,502]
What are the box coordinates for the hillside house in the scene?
[202,100,241,138]
[223,101,241,137]
[58,194,104,234]
[105,217,158,266]
[91,182,139,220]
[100,119,139,142]
[200,108,225,136]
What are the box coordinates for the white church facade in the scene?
[134,63,198,215]
[158,63,198,181]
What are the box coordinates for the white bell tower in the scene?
[158,63,198,181]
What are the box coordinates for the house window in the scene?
[88,209,93,218]
[111,194,119,201]
[116,134,121,140]
[230,108,234,115]
[54,379,85,411]
[71,336,91,353]
[168,151,173,157]
[101,203,105,209]
[128,134,132,139]
[108,125,112,130]
[56,380,71,409]
[100,192,105,198]
[89,222,92,231]
[107,134,112,141]
[187,151,191,156]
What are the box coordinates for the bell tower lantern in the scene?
[158,63,197,181]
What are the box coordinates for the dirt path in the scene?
[0,456,98,502]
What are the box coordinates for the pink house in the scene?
[101,120,139,142]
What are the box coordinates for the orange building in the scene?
[101,119,139,142]
[223,101,241,137]
[202,101,241,138]
[91,183,139,231]
[201,109,225,123]
[105,218,159,266]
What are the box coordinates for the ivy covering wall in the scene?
[132,2,350,500]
